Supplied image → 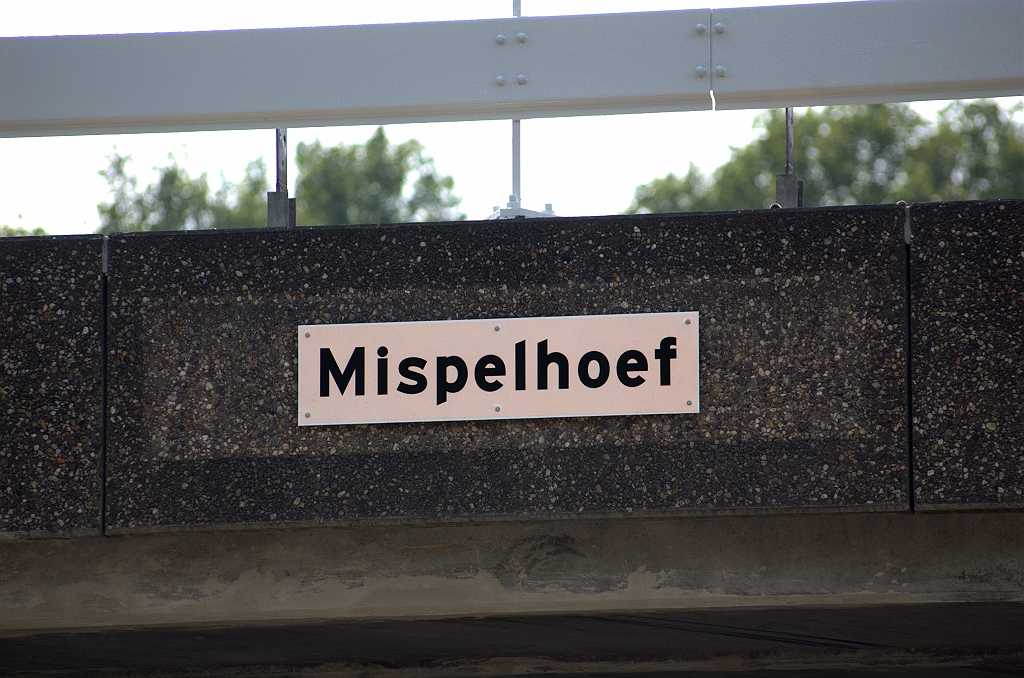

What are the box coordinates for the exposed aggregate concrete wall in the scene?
[104,205,908,531]
[1,236,104,535]
[911,200,1023,508]
[2,201,1021,537]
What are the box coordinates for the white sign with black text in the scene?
[298,312,698,426]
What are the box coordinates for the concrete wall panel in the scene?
[105,208,908,531]
[911,200,1024,508]
[1,235,104,535]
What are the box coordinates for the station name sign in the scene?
[298,312,698,426]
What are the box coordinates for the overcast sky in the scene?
[2,0,1020,235]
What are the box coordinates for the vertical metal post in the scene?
[510,0,522,207]
[512,119,521,206]
[268,127,296,227]
[276,128,288,194]
[784,107,794,176]
[775,107,803,208]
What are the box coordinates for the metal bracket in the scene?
[486,195,555,220]
[267,191,295,229]
[267,128,296,228]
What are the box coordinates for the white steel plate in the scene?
[0,10,711,137]
[710,0,1024,110]
[298,312,699,426]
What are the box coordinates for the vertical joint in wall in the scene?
[898,201,914,512]
[100,235,109,535]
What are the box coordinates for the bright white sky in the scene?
[2,0,1021,235]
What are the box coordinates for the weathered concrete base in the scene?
[2,511,1020,636]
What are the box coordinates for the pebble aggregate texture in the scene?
[105,206,908,530]
[911,199,1024,507]
[1,236,104,534]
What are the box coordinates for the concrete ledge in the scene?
[916,501,1024,513]
[2,510,1020,636]
[92,501,907,538]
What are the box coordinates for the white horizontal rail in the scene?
[1,0,1021,138]
[711,0,1024,110]
[0,11,713,137]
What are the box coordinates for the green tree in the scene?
[97,153,212,233]
[295,127,463,226]
[209,159,269,230]
[96,128,463,232]
[905,100,1024,201]
[1,224,48,237]
[627,100,1023,213]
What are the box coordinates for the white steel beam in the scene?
[1,1,1022,138]
[0,11,713,137]
[711,0,1024,110]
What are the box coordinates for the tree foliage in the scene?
[209,160,270,230]
[1,224,48,237]
[95,127,462,233]
[97,153,213,233]
[627,100,1023,214]
[295,128,463,226]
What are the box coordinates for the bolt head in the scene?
[304,332,310,337]
[685,319,691,325]
[517,32,527,43]
[495,33,506,45]
[304,412,310,418]
[715,22,725,34]
[517,73,527,85]
[715,65,727,77]
[494,325,501,331]
[686,400,693,406]
[494,404,501,412]
[495,75,506,86]
[695,24,707,35]
[695,66,707,78]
